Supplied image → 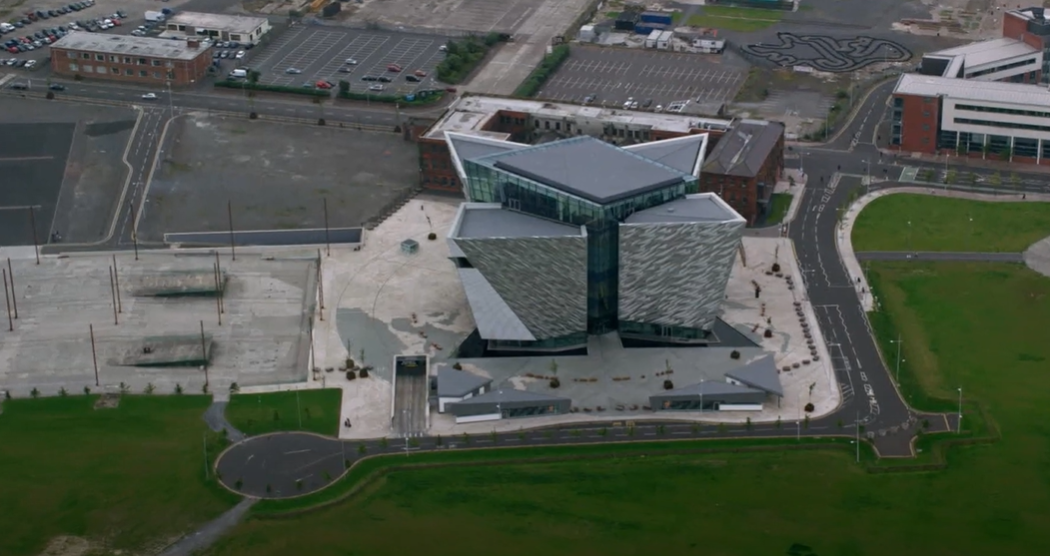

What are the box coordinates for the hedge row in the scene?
[338,90,445,106]
[514,44,570,98]
[214,80,330,97]
[436,33,507,84]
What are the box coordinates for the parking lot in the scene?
[246,26,447,95]
[537,46,748,112]
[0,122,74,246]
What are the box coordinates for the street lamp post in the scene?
[855,411,860,463]
[968,216,973,251]
[892,334,903,383]
[907,220,912,252]
[957,387,963,434]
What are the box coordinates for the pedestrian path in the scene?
[837,186,1050,311]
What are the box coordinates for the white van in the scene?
[229,69,247,79]
[0,23,15,32]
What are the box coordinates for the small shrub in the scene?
[295,480,303,491]
[59,387,68,397]
[764,329,774,338]
[266,484,272,493]
[229,382,239,393]
[663,379,674,390]
[144,383,156,395]
[599,427,608,437]
[380,437,389,448]
[83,386,91,396]
[3,390,10,400]
[175,383,184,395]
[745,417,753,431]
[427,232,437,241]
[323,471,331,481]
[730,350,741,360]
[452,362,463,370]
[772,263,781,272]
[656,424,666,435]
[30,387,40,399]
[346,370,357,381]
[358,444,367,455]
[234,478,243,490]
[776,416,782,429]
[202,383,209,394]
[436,434,443,446]
[359,368,369,378]
[345,357,355,369]
[345,459,351,469]
[804,402,815,413]
[549,377,561,389]
[462,433,471,444]
[46,91,55,100]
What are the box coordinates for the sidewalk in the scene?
[836,186,1050,312]
[878,148,1050,177]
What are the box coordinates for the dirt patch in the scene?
[37,536,99,556]
[93,393,120,410]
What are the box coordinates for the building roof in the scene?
[436,367,492,397]
[624,193,743,224]
[447,388,570,407]
[455,268,536,341]
[657,380,763,399]
[928,38,1037,69]
[893,73,1050,105]
[51,32,209,60]
[453,204,583,239]
[702,120,784,178]
[167,11,268,33]
[424,95,733,139]
[624,134,708,176]
[488,136,689,204]
[725,355,783,396]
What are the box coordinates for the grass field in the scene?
[687,6,783,32]
[202,261,1050,555]
[765,192,792,225]
[225,389,342,437]
[852,194,1050,252]
[0,395,238,556]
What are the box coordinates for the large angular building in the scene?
[445,131,746,353]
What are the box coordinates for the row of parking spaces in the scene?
[539,76,737,106]
[248,26,446,94]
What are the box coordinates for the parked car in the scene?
[378,76,391,83]
[49,83,65,90]
[361,75,377,81]
[315,80,334,89]
[406,75,420,82]
[9,82,29,89]
[235,50,245,59]
[142,93,157,100]
[285,67,301,74]
[345,58,357,65]
[413,69,427,77]
[337,66,351,73]
[368,83,384,91]
[387,63,401,72]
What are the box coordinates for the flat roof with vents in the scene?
[51,32,209,60]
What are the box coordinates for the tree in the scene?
[436,434,443,446]
[59,387,68,397]
[247,70,260,85]
[83,386,91,396]
[358,443,367,455]
[717,422,727,434]
[656,424,666,435]
[599,427,608,437]
[461,432,470,445]
[990,172,1002,192]
[144,383,156,395]
[229,382,239,394]
[944,169,956,185]
[30,387,39,399]
[836,419,844,429]
[175,383,184,395]
[338,80,350,94]
[119,382,130,394]
[3,390,10,400]
[745,417,753,431]
[380,437,389,448]
[489,430,498,443]
[776,416,782,429]
[548,359,558,376]
[1010,172,1021,194]
[803,415,810,429]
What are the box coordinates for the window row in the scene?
[67,63,172,79]
[66,50,172,67]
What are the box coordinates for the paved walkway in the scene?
[836,186,1050,311]
[856,252,1024,263]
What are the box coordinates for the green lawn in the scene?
[0,395,238,556]
[203,261,1050,556]
[687,6,783,32]
[225,389,342,437]
[765,192,792,225]
[852,194,1050,252]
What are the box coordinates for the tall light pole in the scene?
[968,216,973,251]
[957,387,963,434]
[796,392,801,441]
[855,411,860,463]
[907,220,913,252]
[891,334,903,383]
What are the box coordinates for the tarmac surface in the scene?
[856,251,1024,262]
[165,228,363,247]
[0,122,74,246]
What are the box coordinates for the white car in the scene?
[235,50,245,59]
[141,93,157,100]
[623,97,634,109]
[285,67,301,74]
[654,105,664,113]
[368,83,384,91]
[24,60,36,69]
[345,58,357,65]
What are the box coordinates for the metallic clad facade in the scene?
[453,235,588,339]
[618,220,743,329]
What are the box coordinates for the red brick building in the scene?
[698,120,785,225]
[50,32,211,86]
[418,95,732,194]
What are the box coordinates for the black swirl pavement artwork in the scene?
[742,33,912,73]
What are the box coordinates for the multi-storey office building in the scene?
[50,32,211,86]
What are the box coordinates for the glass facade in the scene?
[462,153,698,337]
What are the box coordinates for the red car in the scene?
[7,46,18,53]
[387,63,402,72]
[413,69,427,77]
[315,80,333,89]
